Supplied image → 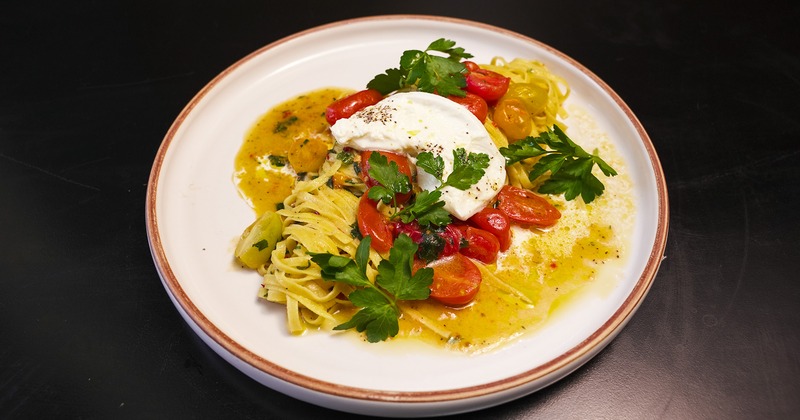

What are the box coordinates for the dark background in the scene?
[2,1,799,418]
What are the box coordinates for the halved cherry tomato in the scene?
[505,82,549,115]
[357,193,393,253]
[454,225,500,264]
[496,185,561,228]
[392,220,424,243]
[415,253,482,306]
[448,92,489,122]
[439,223,464,257]
[325,89,383,125]
[464,61,480,72]
[493,97,533,141]
[468,207,511,251]
[464,61,510,102]
[393,222,464,262]
[359,150,413,204]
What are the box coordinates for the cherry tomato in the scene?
[448,92,489,122]
[325,89,383,125]
[496,185,561,228]
[464,61,481,72]
[505,82,549,115]
[415,253,482,306]
[464,61,510,102]
[439,223,464,257]
[454,225,500,264]
[357,193,393,253]
[393,221,462,261]
[468,207,511,251]
[392,220,423,243]
[359,150,413,204]
[493,97,533,141]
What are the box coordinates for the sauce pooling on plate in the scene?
[234,88,353,215]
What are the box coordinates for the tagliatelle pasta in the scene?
[257,160,377,334]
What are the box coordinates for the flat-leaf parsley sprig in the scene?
[377,147,490,227]
[309,235,433,343]
[365,152,412,208]
[367,38,472,98]
[499,125,617,204]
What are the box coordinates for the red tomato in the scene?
[416,253,482,306]
[455,225,500,264]
[325,89,383,125]
[496,185,561,228]
[439,223,464,257]
[392,221,462,260]
[468,207,511,251]
[448,92,489,122]
[357,193,393,253]
[464,61,480,72]
[391,220,423,243]
[464,62,510,102]
[359,150,413,204]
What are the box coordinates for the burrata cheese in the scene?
[330,91,505,220]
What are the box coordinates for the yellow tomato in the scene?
[505,81,549,115]
[493,97,533,141]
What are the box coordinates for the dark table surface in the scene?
[3,1,799,419]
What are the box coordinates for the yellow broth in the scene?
[397,223,623,352]
[234,88,353,214]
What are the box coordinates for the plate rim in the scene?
[145,14,669,405]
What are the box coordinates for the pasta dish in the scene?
[232,39,633,353]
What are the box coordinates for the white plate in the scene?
[146,15,668,417]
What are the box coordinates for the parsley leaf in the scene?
[311,251,371,288]
[367,38,472,97]
[309,235,432,343]
[499,125,617,204]
[387,147,489,227]
[365,152,411,205]
[273,115,298,133]
[396,189,451,227]
[376,234,433,301]
[336,150,354,164]
[416,229,446,263]
[427,38,472,61]
[335,289,399,343]
[417,148,490,190]
[415,151,444,180]
[365,68,405,96]
[446,148,491,190]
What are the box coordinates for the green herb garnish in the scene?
[273,115,298,133]
[365,152,412,207]
[367,38,472,97]
[310,235,433,342]
[336,150,354,164]
[267,155,287,167]
[391,148,489,226]
[396,190,451,227]
[252,239,270,251]
[499,125,617,204]
[350,221,363,240]
[417,148,491,190]
[416,230,445,263]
